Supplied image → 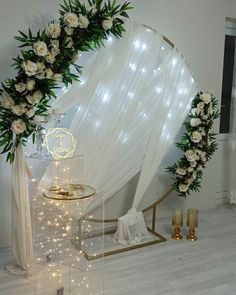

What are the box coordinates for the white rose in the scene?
[179,183,189,193]
[190,161,197,168]
[78,15,89,29]
[196,165,203,171]
[26,108,35,118]
[53,74,62,84]
[190,118,201,127]
[191,171,197,180]
[201,114,209,120]
[33,41,48,57]
[36,71,45,80]
[45,68,53,79]
[65,37,73,48]
[185,149,198,162]
[11,119,26,134]
[187,167,194,173]
[197,102,205,110]
[191,131,202,143]
[26,79,35,91]
[176,168,186,176]
[207,105,213,115]
[201,157,207,163]
[102,17,113,31]
[200,93,211,104]
[65,26,74,36]
[46,53,55,64]
[0,93,15,109]
[26,90,43,104]
[32,90,43,102]
[46,23,61,39]
[198,128,206,136]
[86,5,97,14]
[22,60,38,76]
[12,104,26,116]
[50,39,60,50]
[51,47,60,57]
[15,83,26,93]
[64,12,79,28]
[36,62,46,72]
[191,108,198,116]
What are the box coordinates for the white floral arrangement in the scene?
[167,92,219,197]
[0,0,132,162]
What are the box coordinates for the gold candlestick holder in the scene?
[186,208,199,241]
[172,209,183,240]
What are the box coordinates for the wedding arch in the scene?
[0,0,219,272]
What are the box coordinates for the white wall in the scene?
[0,0,235,246]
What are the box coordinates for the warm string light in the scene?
[32,192,102,294]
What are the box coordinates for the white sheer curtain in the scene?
[51,21,197,246]
[229,39,236,204]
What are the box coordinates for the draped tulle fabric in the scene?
[11,145,33,272]
[229,39,236,204]
[34,21,197,246]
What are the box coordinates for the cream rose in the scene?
[102,17,113,31]
[33,41,48,57]
[22,60,38,76]
[191,131,202,143]
[64,12,79,28]
[179,183,189,193]
[176,168,186,176]
[51,47,60,58]
[26,79,35,91]
[36,62,46,72]
[15,83,26,93]
[46,23,61,39]
[12,104,26,116]
[26,108,35,118]
[45,68,53,79]
[46,53,55,64]
[26,90,43,104]
[190,118,201,127]
[0,93,15,109]
[190,161,197,168]
[50,39,59,49]
[53,73,63,84]
[11,119,26,134]
[65,26,74,36]
[86,5,97,14]
[200,93,211,104]
[185,149,198,162]
[187,167,194,173]
[197,102,205,110]
[78,15,89,29]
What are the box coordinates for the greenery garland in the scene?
[167,92,219,197]
[0,0,132,163]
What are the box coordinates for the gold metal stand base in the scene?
[171,226,183,240]
[186,227,198,241]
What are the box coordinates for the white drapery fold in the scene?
[229,39,236,204]
[10,145,33,272]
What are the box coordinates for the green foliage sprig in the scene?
[0,0,132,163]
[166,92,220,197]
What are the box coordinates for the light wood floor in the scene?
[0,207,236,295]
